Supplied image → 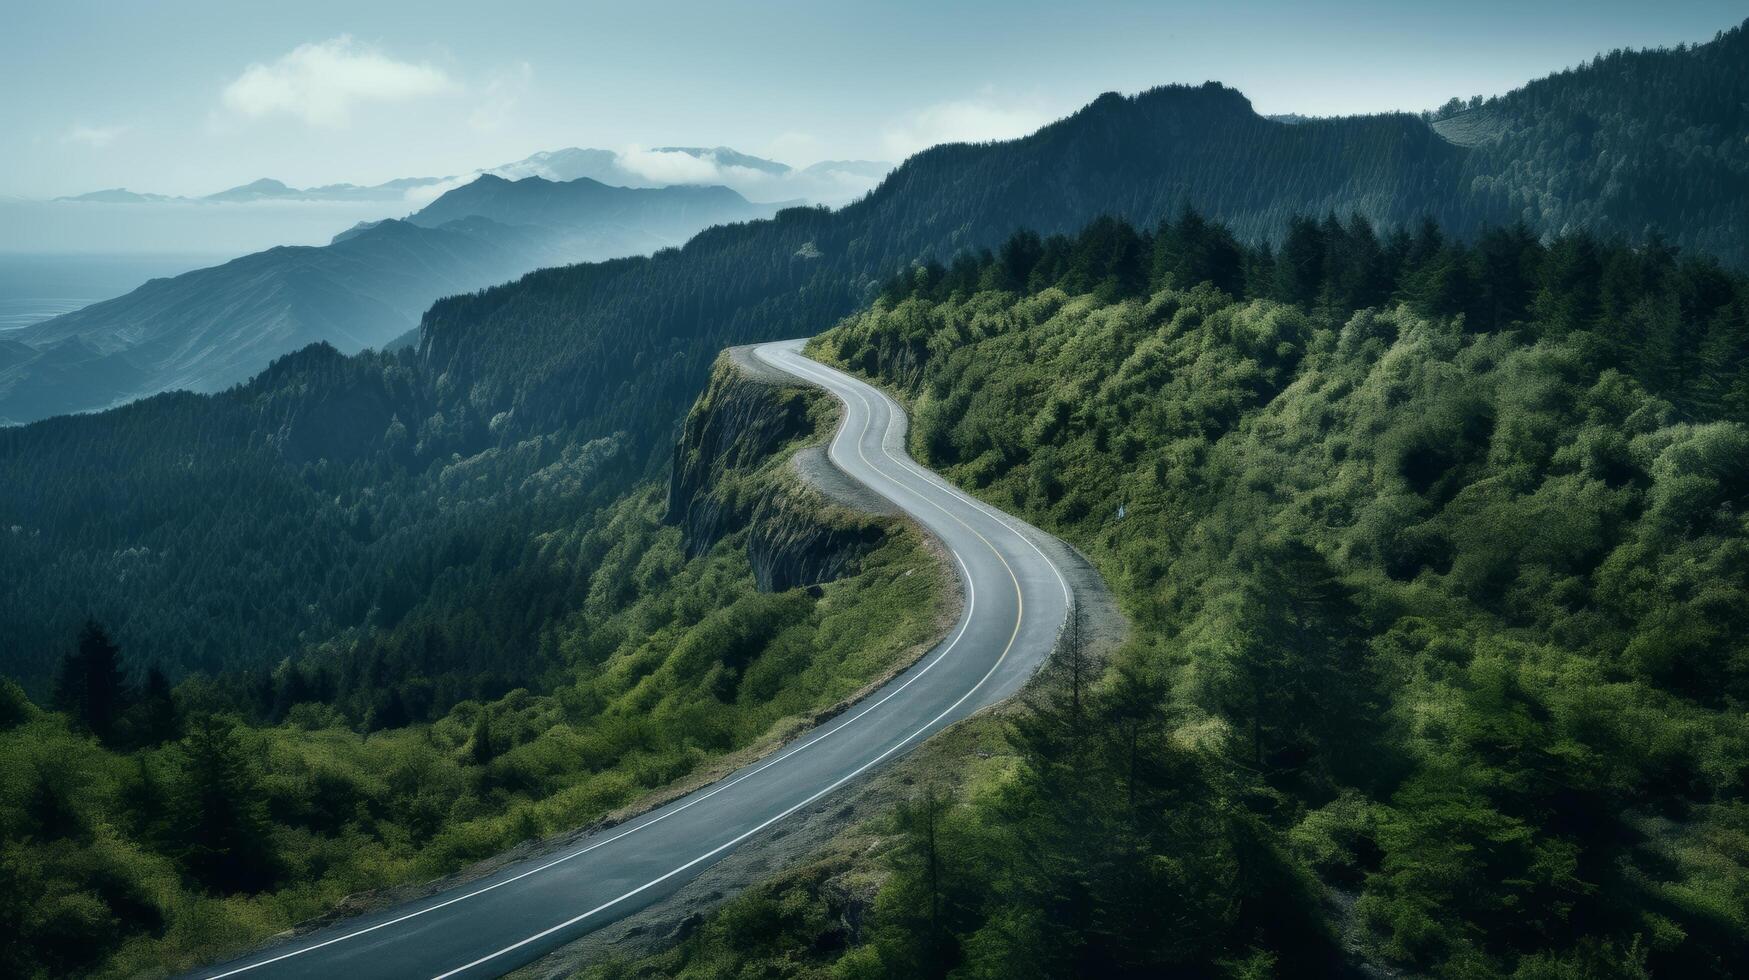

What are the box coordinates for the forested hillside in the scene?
[5,26,1744,695]
[3,25,1748,977]
[1432,24,1749,263]
[0,359,952,978]
[666,212,1748,977]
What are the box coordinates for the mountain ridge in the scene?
[50,146,893,206]
[0,176,774,423]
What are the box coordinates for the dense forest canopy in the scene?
[5,22,1747,695]
[1431,25,1749,264]
[0,374,953,978]
[655,210,1749,977]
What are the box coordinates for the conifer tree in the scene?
[470,709,498,765]
[172,714,278,894]
[53,619,130,744]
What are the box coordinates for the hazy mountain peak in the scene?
[47,145,888,219]
[203,177,300,202]
[55,187,180,203]
[649,146,792,176]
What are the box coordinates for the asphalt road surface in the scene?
[192,339,1070,980]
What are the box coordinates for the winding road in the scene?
[192,340,1071,980]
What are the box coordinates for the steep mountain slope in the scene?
[413,23,1747,472]
[0,177,771,423]
[0,220,547,421]
[406,84,1470,469]
[1431,22,1749,263]
[0,350,956,979]
[4,25,1745,687]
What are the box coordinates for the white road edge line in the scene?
[778,351,1072,608]
[203,342,1071,980]
[198,349,984,980]
[426,346,1057,979]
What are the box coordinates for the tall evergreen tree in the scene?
[469,709,498,766]
[53,619,130,744]
[1214,537,1372,775]
[1275,216,1328,307]
[172,714,278,894]
[1474,223,1542,331]
[134,666,179,746]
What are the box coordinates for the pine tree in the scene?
[1215,537,1372,774]
[0,677,31,730]
[24,764,85,842]
[172,714,278,894]
[1474,223,1541,331]
[894,784,959,974]
[469,709,498,765]
[375,688,411,730]
[53,619,130,744]
[995,230,1044,291]
[1275,216,1327,308]
[136,666,179,746]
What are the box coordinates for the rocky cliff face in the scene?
[667,349,887,592]
[743,479,885,592]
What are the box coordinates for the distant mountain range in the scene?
[0,175,774,423]
[59,175,452,205]
[55,147,894,208]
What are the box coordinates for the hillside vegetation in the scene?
[3,24,1748,979]
[587,212,1749,978]
[5,25,1746,695]
[0,366,951,978]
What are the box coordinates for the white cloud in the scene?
[221,36,457,127]
[615,146,731,185]
[64,123,129,148]
[882,92,1053,160]
[402,174,472,205]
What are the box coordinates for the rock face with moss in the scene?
[667,348,887,592]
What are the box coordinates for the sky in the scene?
[3,0,1744,199]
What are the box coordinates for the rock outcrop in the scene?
[666,348,887,592]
